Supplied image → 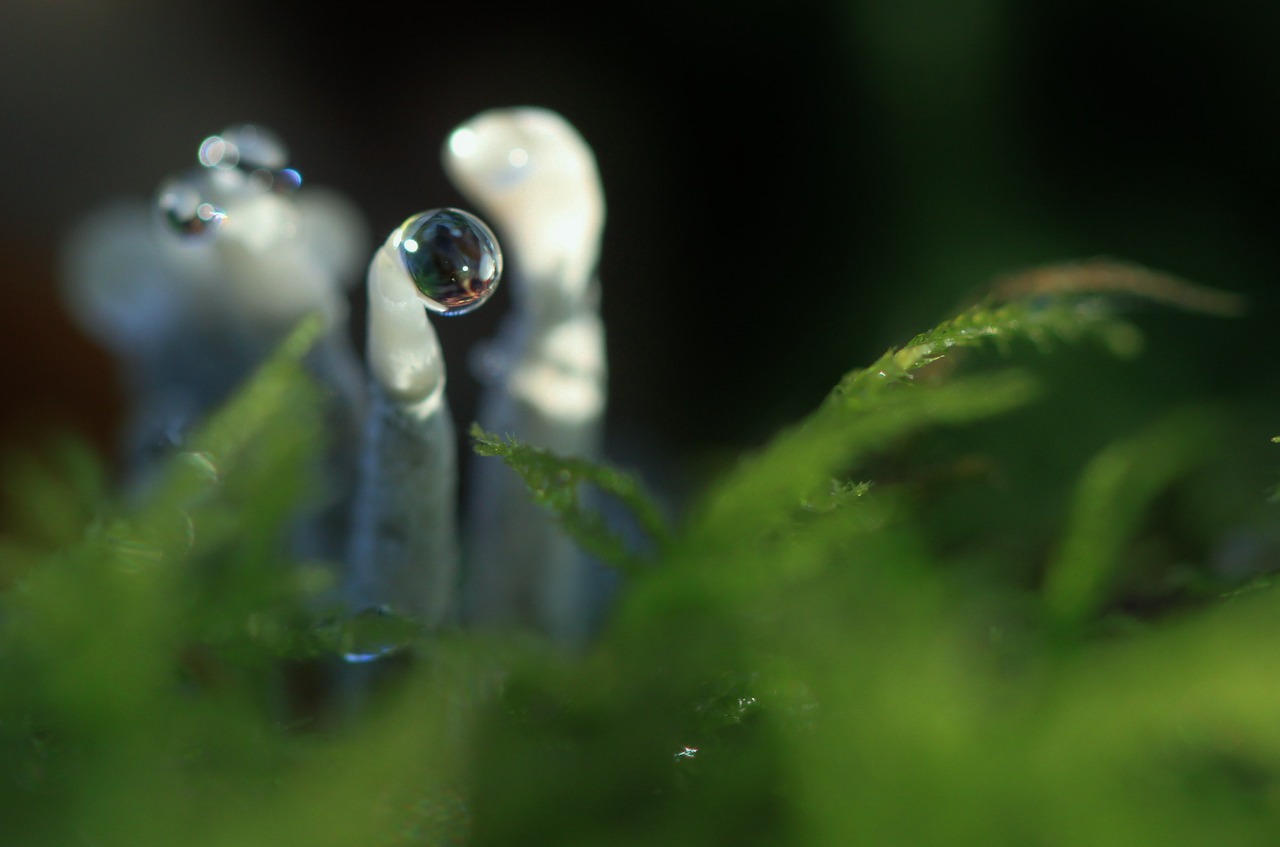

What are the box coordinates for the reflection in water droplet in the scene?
[155,175,226,240]
[394,208,502,316]
[340,605,416,664]
[674,745,698,760]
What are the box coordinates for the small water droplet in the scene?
[199,124,301,194]
[339,605,416,664]
[674,745,698,760]
[199,124,288,171]
[155,174,225,240]
[394,208,502,316]
[258,166,302,193]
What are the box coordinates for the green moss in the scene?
[2,274,1277,846]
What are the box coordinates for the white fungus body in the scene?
[344,236,459,625]
[60,128,369,564]
[443,107,608,642]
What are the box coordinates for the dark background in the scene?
[2,0,1278,503]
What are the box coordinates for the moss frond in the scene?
[1043,407,1228,628]
[470,423,672,575]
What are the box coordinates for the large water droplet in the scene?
[394,208,502,316]
[339,605,417,664]
[155,174,225,240]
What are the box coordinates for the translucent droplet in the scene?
[339,605,416,664]
[394,208,502,316]
[199,123,288,171]
[199,124,301,194]
[256,166,302,193]
[155,175,226,240]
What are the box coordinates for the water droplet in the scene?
[258,166,302,193]
[394,208,502,316]
[155,174,225,240]
[674,745,698,760]
[339,605,417,664]
[199,124,301,194]
[199,123,288,171]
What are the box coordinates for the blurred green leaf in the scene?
[1043,407,1226,628]
[470,423,672,575]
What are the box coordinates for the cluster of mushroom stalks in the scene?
[61,108,609,651]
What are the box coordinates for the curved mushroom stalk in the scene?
[344,208,502,629]
[443,107,608,643]
[344,232,459,628]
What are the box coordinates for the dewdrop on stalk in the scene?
[443,107,608,643]
[343,209,502,637]
[155,174,226,241]
[394,208,502,316]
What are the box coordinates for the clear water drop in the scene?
[394,208,502,316]
[339,605,416,664]
[199,124,301,194]
[199,123,288,171]
[257,166,302,193]
[155,174,225,240]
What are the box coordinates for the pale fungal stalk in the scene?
[443,107,608,642]
[343,208,501,636]
[61,124,369,562]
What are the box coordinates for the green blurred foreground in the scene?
[3,263,1280,846]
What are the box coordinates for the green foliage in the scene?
[469,423,672,575]
[2,273,1276,846]
[1043,407,1226,629]
[687,293,1132,565]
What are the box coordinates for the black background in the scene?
[2,0,1278,503]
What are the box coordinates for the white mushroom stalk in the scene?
[61,124,369,562]
[343,209,502,639]
[442,107,608,643]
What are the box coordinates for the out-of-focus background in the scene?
[1,0,1278,498]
